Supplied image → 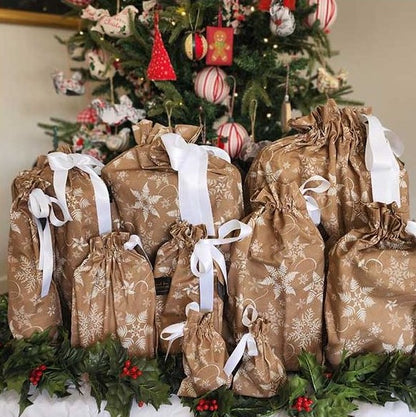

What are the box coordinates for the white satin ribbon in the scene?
[361,114,403,207]
[28,188,66,298]
[190,219,252,312]
[161,133,231,236]
[199,145,231,163]
[47,152,112,235]
[224,305,259,376]
[299,175,330,225]
[123,234,151,264]
[160,302,200,358]
[405,220,416,237]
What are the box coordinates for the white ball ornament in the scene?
[216,121,249,159]
[194,66,230,104]
[306,0,337,33]
[269,2,296,37]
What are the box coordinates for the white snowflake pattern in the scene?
[117,311,153,353]
[382,334,413,353]
[383,257,415,290]
[303,272,324,304]
[131,182,162,221]
[287,308,321,349]
[286,236,308,260]
[259,263,297,299]
[339,278,375,322]
[78,303,104,345]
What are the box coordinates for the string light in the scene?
[100,36,105,41]
[234,93,238,97]
[273,44,278,49]
[266,113,272,118]
[79,31,84,35]
[171,20,176,26]
[181,11,186,16]
[263,38,269,43]
[250,6,255,12]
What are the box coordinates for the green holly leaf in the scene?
[41,368,71,398]
[137,381,171,409]
[298,351,326,393]
[18,380,31,416]
[287,375,309,404]
[312,395,358,417]
[7,374,27,394]
[105,382,134,417]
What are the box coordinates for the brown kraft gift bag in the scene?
[224,305,286,397]
[325,203,416,366]
[246,100,410,247]
[101,120,244,262]
[176,303,231,397]
[8,170,65,338]
[71,232,156,357]
[227,180,327,371]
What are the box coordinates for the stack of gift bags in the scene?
[7,100,416,399]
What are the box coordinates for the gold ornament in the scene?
[184,32,208,61]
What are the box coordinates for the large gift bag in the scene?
[175,304,231,397]
[224,305,286,397]
[227,180,327,371]
[71,232,156,357]
[101,120,244,262]
[246,100,410,247]
[325,203,416,366]
[8,167,64,338]
[155,219,251,354]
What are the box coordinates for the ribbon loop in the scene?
[361,114,402,207]
[48,152,112,235]
[28,188,67,298]
[123,234,151,264]
[190,219,252,312]
[300,175,330,225]
[405,220,416,238]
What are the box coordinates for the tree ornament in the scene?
[194,66,230,104]
[106,128,131,152]
[281,64,292,133]
[67,39,85,61]
[86,49,116,80]
[270,1,296,37]
[206,8,234,66]
[52,71,85,96]
[259,0,296,11]
[316,67,347,94]
[147,11,177,81]
[77,106,98,125]
[184,32,208,61]
[65,0,91,6]
[306,0,337,33]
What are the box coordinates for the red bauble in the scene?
[216,121,249,159]
[194,66,230,104]
[147,12,176,81]
[184,32,208,61]
[306,0,337,33]
[258,0,272,11]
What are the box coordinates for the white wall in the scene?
[0,23,88,291]
[1,2,416,292]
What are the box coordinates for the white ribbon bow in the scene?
[224,305,259,376]
[123,234,151,265]
[190,219,252,312]
[160,302,200,358]
[361,114,403,207]
[161,133,231,236]
[299,175,331,225]
[47,152,112,236]
[28,188,67,298]
[405,220,416,237]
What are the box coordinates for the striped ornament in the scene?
[66,0,91,6]
[306,0,337,33]
[216,121,249,159]
[194,66,230,104]
[184,33,208,61]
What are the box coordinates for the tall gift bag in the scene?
[102,120,244,262]
[246,100,410,247]
[325,203,416,366]
[227,179,328,370]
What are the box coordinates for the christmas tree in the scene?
[41,0,358,162]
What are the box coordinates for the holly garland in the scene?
[0,293,415,417]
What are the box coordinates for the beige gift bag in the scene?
[102,120,244,262]
[71,232,156,357]
[325,203,416,366]
[246,100,410,247]
[227,180,327,371]
[224,305,286,398]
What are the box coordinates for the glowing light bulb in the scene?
[273,44,278,49]
[267,113,272,118]
[263,38,268,43]
[79,31,84,35]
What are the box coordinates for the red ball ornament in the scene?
[184,32,208,61]
[194,66,230,104]
[306,0,337,33]
[216,121,248,159]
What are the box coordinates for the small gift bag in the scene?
[71,232,156,357]
[102,120,244,262]
[325,203,416,366]
[155,219,251,354]
[246,100,410,247]
[227,179,327,371]
[176,304,231,397]
[224,306,286,398]
[8,172,65,338]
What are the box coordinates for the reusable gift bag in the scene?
[71,232,156,357]
[224,305,286,397]
[325,203,416,366]
[102,120,244,262]
[155,219,251,354]
[246,100,409,247]
[8,169,64,338]
[227,179,327,371]
[174,304,231,397]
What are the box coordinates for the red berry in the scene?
[132,374,137,379]
[213,404,218,410]
[138,400,144,407]
[212,399,217,405]
[296,405,302,412]
[33,381,38,386]
[198,399,205,405]
[137,370,142,376]
[203,404,209,410]
[125,360,131,367]
[40,365,47,371]
[209,406,214,411]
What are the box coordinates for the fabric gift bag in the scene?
[8,168,64,338]
[224,305,286,397]
[246,100,410,247]
[325,203,416,366]
[102,120,244,262]
[227,179,327,371]
[71,232,156,357]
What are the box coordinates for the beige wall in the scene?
[1,1,416,291]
